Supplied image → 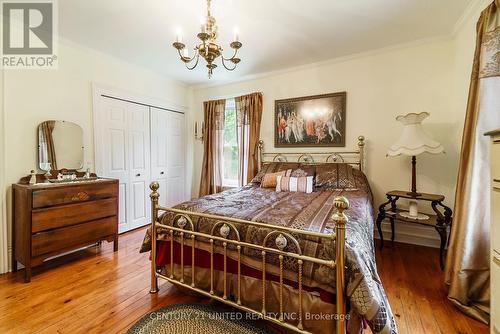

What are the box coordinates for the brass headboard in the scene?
[258,135,365,172]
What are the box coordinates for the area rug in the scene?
[127,303,271,334]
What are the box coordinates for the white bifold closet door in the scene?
[98,96,151,233]
[150,107,186,208]
[96,96,186,233]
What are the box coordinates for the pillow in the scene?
[290,165,316,178]
[315,163,358,189]
[261,169,292,188]
[276,175,314,193]
[251,162,300,183]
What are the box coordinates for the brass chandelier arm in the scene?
[185,53,200,70]
[221,47,238,61]
[175,48,201,70]
[176,48,198,63]
[221,57,237,71]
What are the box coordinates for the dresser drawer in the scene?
[32,198,117,233]
[32,216,117,257]
[493,138,500,181]
[492,254,500,334]
[32,181,118,209]
[493,186,500,254]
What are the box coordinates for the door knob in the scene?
[136,173,141,177]
[160,171,164,175]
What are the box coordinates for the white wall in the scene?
[0,67,8,273]
[2,39,190,272]
[189,0,490,247]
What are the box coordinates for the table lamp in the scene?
[387,112,444,219]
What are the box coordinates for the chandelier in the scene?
[172,0,242,78]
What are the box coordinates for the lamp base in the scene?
[406,191,422,197]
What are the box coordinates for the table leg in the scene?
[376,214,384,250]
[435,225,447,270]
[390,218,395,242]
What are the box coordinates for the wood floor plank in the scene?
[0,228,489,334]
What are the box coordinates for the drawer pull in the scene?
[136,173,141,177]
[160,171,165,175]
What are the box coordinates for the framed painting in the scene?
[274,92,346,147]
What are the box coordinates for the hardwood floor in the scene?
[0,227,488,334]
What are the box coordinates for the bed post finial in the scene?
[358,135,365,172]
[149,181,159,294]
[258,140,264,170]
[150,181,159,199]
[332,196,349,334]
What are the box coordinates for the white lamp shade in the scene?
[387,112,444,156]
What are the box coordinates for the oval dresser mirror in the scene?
[38,120,84,171]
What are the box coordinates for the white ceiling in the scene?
[59,0,472,85]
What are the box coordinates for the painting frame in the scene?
[274,92,346,148]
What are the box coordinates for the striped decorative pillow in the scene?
[260,169,292,188]
[276,175,314,193]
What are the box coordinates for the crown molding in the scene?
[191,34,451,91]
[452,0,491,36]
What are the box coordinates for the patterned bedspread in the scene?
[141,170,397,334]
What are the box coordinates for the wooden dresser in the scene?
[487,129,500,333]
[12,178,119,282]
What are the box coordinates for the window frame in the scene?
[221,98,239,188]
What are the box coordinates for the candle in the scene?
[233,27,239,42]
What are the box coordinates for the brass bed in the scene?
[147,136,367,334]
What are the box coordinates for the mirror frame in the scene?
[38,120,84,172]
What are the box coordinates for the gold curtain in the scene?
[41,121,57,170]
[199,99,226,196]
[235,92,263,186]
[445,0,500,324]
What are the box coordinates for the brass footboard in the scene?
[148,182,349,334]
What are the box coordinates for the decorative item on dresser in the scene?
[12,173,119,282]
[486,129,500,333]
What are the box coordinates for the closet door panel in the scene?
[166,112,186,207]
[128,104,151,230]
[99,98,129,232]
[150,108,169,207]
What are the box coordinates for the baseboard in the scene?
[374,219,441,248]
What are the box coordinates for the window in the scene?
[222,98,239,187]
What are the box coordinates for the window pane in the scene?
[223,98,238,185]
